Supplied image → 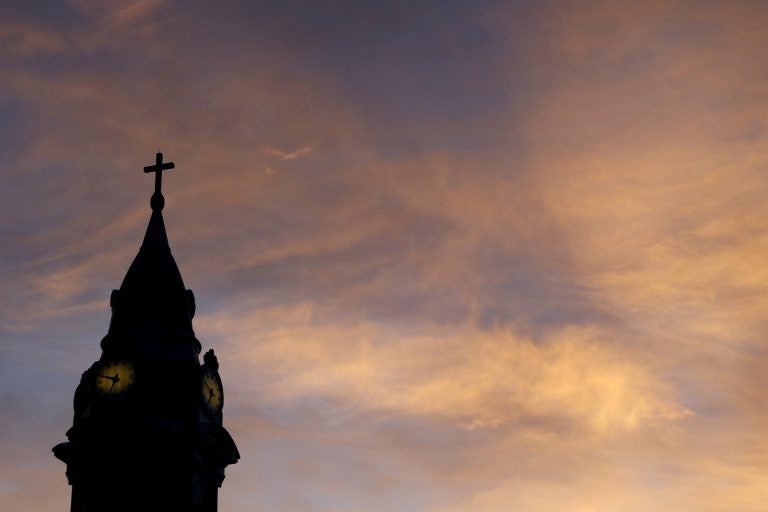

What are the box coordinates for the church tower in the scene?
[53,153,239,512]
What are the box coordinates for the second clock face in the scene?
[95,360,135,396]
[201,369,223,417]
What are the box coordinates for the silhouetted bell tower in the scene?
[53,153,239,512]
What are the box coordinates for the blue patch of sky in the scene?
[185,0,537,157]
[0,0,82,25]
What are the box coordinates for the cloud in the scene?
[265,146,313,161]
[67,0,168,25]
[3,1,768,510]
[0,22,68,56]
[202,304,688,439]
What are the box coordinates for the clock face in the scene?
[95,360,135,396]
[201,369,223,417]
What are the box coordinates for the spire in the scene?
[107,152,196,337]
[141,207,170,249]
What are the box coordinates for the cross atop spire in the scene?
[143,152,175,210]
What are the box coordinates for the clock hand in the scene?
[99,373,120,395]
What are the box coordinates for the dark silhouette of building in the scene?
[53,153,239,512]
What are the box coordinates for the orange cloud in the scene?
[4,1,768,510]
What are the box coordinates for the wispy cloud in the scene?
[205,304,689,436]
[265,146,314,161]
[3,1,768,511]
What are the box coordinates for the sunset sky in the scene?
[2,1,768,510]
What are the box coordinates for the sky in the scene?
[1,0,768,510]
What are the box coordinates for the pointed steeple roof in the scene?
[141,202,170,248]
[108,154,196,337]
[118,200,186,298]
